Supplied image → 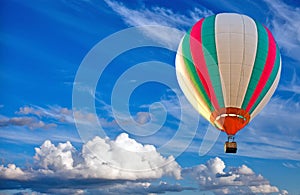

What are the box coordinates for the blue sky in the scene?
[0,0,300,194]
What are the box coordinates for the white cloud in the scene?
[183,157,283,195]
[0,164,27,180]
[34,140,76,171]
[238,165,255,175]
[249,185,281,194]
[280,189,289,195]
[29,133,181,180]
[263,0,300,61]
[104,0,213,49]
[80,133,182,180]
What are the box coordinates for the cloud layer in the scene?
[0,134,287,194]
[0,133,185,194]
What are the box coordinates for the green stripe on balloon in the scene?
[250,45,280,114]
[190,17,220,111]
[245,26,277,112]
[242,22,269,110]
[181,30,214,111]
[201,15,225,108]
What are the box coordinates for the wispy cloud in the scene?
[0,116,56,130]
[5,97,299,161]
[101,0,300,162]
[15,105,117,129]
[104,0,212,28]
[236,97,300,160]
[0,125,82,146]
[278,70,300,95]
[1,105,106,131]
[142,91,300,161]
[263,0,300,61]
[104,0,213,49]
[282,162,300,169]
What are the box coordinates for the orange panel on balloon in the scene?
[210,107,250,135]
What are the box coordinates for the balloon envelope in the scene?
[176,13,281,136]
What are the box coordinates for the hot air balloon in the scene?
[175,13,281,153]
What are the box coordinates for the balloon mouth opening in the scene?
[210,107,250,135]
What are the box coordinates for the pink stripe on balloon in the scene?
[246,27,277,112]
[190,18,220,110]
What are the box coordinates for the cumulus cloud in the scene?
[104,0,213,49]
[1,133,181,181]
[0,164,27,180]
[0,144,287,194]
[182,157,285,195]
[34,140,76,172]
[0,133,188,194]
[81,133,181,180]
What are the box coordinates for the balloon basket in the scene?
[224,141,237,153]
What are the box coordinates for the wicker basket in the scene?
[224,141,237,153]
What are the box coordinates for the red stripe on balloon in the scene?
[190,18,220,110]
[246,27,277,112]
